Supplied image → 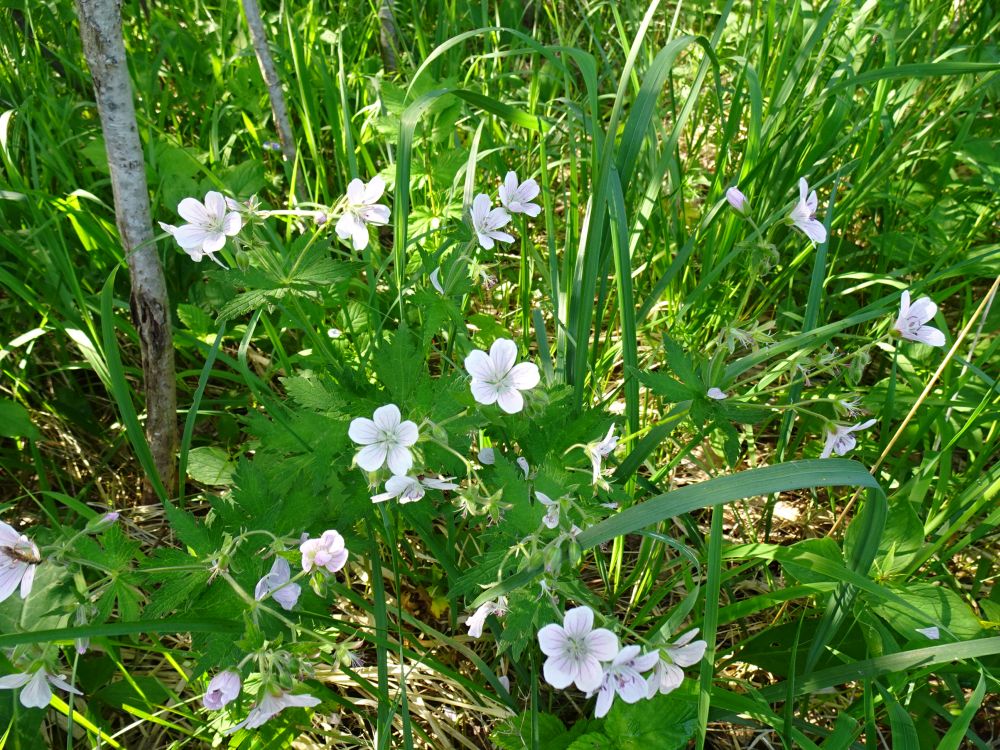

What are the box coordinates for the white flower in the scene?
[647,629,707,697]
[892,291,945,347]
[466,596,508,638]
[516,456,531,478]
[789,178,827,244]
[916,626,940,640]
[537,492,560,529]
[590,645,659,718]
[537,606,619,692]
[203,670,242,710]
[228,687,321,733]
[335,176,390,250]
[0,668,82,709]
[160,191,242,262]
[707,387,728,400]
[498,171,541,217]
[586,426,618,485]
[430,266,445,294]
[725,187,747,213]
[254,557,301,611]
[370,474,458,504]
[470,193,514,250]
[464,338,540,414]
[477,447,495,465]
[0,522,39,604]
[348,404,419,475]
[300,530,348,574]
[327,328,342,339]
[820,418,877,459]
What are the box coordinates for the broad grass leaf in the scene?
[868,583,984,640]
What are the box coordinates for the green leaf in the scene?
[0,399,40,440]
[635,368,691,402]
[603,690,698,750]
[868,583,984,640]
[490,712,566,750]
[938,672,986,750]
[186,446,236,486]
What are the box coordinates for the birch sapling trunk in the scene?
[241,0,308,204]
[75,0,178,500]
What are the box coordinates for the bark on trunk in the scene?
[241,0,308,203]
[378,0,400,74]
[75,0,178,500]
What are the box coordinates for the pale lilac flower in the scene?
[587,425,618,484]
[537,492,559,529]
[228,687,321,733]
[254,557,301,611]
[707,387,728,400]
[725,187,747,213]
[327,328,342,339]
[371,474,458,504]
[203,670,242,710]
[477,447,496,465]
[0,522,39,604]
[470,193,514,250]
[646,629,707,697]
[498,171,541,217]
[430,266,445,294]
[789,178,827,244]
[348,404,419,475]
[160,191,242,262]
[916,626,940,640]
[0,668,81,709]
[820,418,877,459]
[300,530,348,574]
[892,291,946,347]
[464,338,540,414]
[498,675,510,692]
[836,396,864,418]
[590,646,659,718]
[516,456,530,478]
[537,606,618,692]
[466,596,508,638]
[336,176,390,250]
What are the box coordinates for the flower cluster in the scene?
[536,606,706,718]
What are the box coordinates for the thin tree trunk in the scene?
[378,0,400,74]
[75,0,177,500]
[241,0,308,204]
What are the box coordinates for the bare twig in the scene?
[74,0,177,500]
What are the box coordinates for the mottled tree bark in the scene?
[241,0,308,203]
[75,0,178,500]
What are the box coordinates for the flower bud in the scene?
[85,511,120,533]
[726,187,748,213]
[203,670,241,710]
[235,250,251,272]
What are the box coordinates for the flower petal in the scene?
[386,445,413,476]
[0,563,24,603]
[0,673,31,689]
[908,296,938,325]
[496,388,524,414]
[394,420,419,447]
[348,417,380,445]
[19,563,34,598]
[177,197,209,225]
[537,623,567,655]
[222,212,242,236]
[586,628,620,662]
[489,339,518,376]
[204,191,226,220]
[542,654,575,689]
[464,349,494,381]
[362,176,386,204]
[670,639,707,667]
[594,681,614,718]
[19,670,51,709]
[46,674,82,696]
[574,656,604,693]
[346,178,365,205]
[355,443,388,471]
[913,325,945,347]
[470,379,499,406]
[508,362,540,391]
[372,404,401,432]
[562,606,594,638]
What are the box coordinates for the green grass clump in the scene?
[0,0,998,747]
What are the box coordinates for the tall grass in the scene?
[0,0,998,746]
